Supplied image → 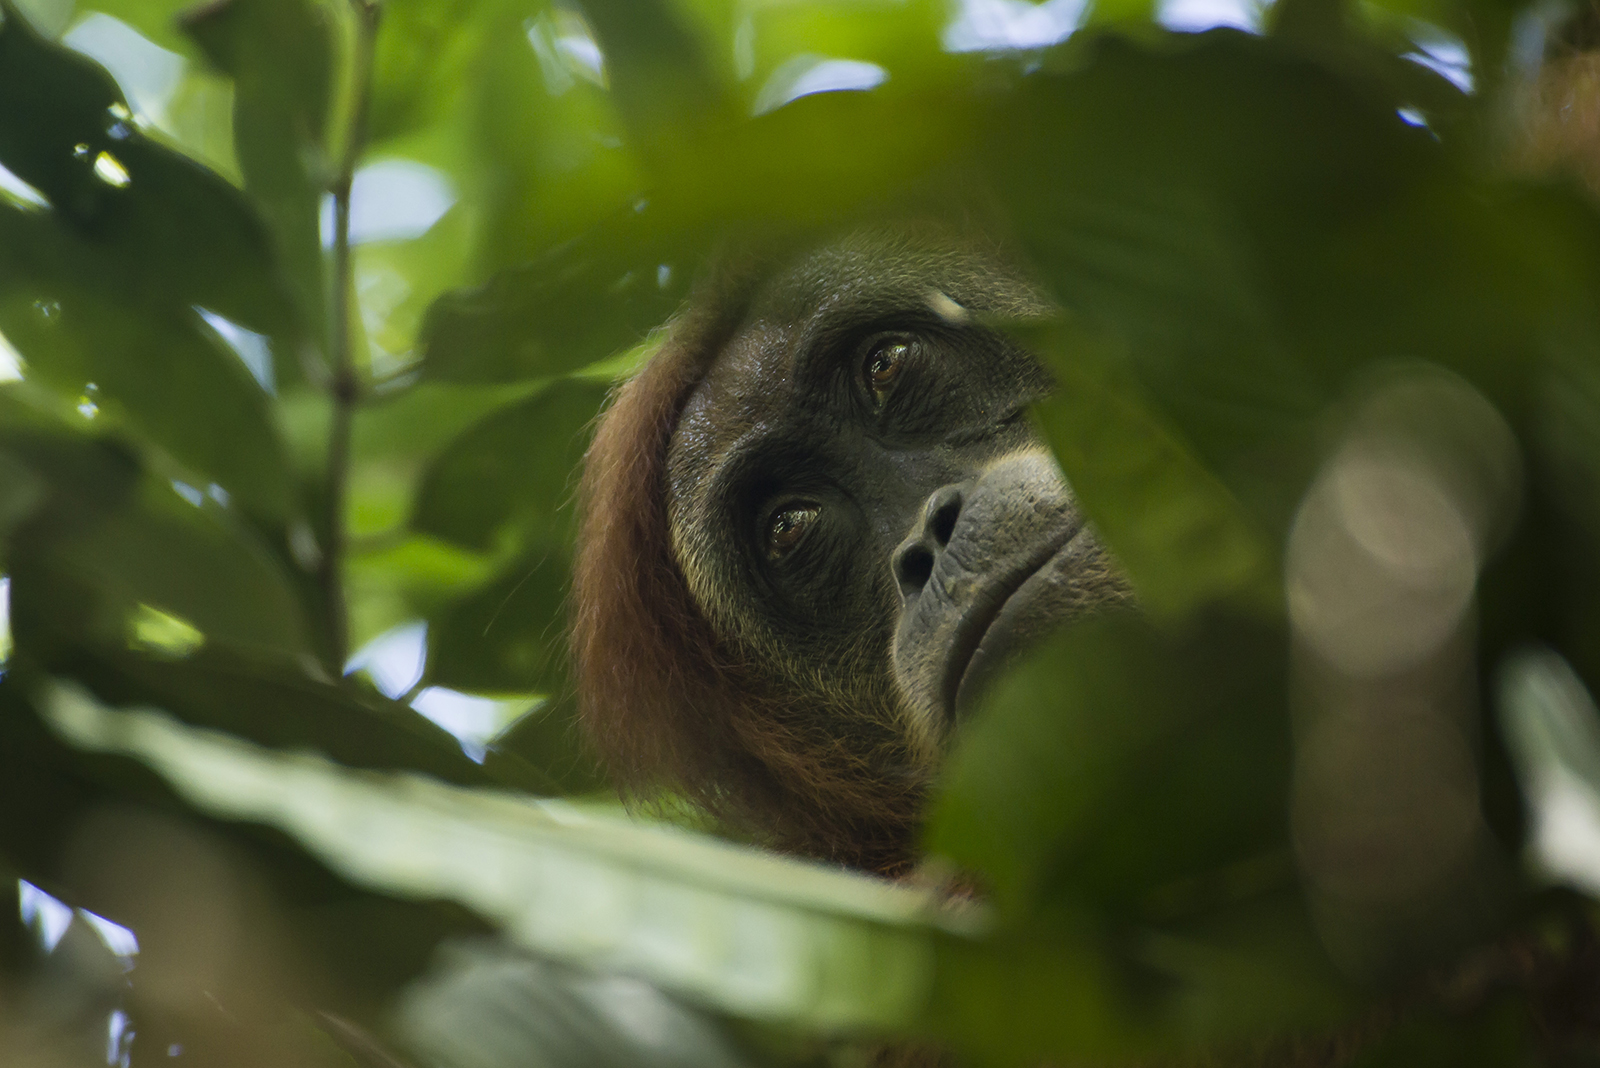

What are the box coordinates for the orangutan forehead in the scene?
[668,236,1045,491]
[744,232,1043,325]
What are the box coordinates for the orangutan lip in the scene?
[939,521,1086,722]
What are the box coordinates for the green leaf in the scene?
[40,679,972,1032]
[926,612,1290,914]
[37,642,539,792]
[485,692,609,796]
[1027,321,1279,620]
[571,0,728,146]
[182,0,336,341]
[411,377,609,549]
[425,547,570,695]
[0,392,306,662]
[0,677,492,1021]
[0,210,296,519]
[419,215,695,383]
[921,614,1352,1060]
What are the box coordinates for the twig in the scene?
[319,0,382,676]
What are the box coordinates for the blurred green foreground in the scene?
[6,0,1600,1063]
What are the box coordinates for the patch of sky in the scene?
[108,1008,132,1067]
[0,330,25,381]
[350,620,428,700]
[411,689,536,763]
[348,622,537,763]
[196,307,274,393]
[0,576,12,666]
[320,160,456,247]
[942,0,1086,53]
[171,480,204,507]
[80,910,139,960]
[19,879,73,952]
[0,161,50,211]
[92,151,131,187]
[525,9,608,95]
[752,55,888,116]
[1157,0,1268,33]
[1403,22,1473,93]
[19,879,139,966]
[62,14,185,127]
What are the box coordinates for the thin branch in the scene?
[319,0,382,678]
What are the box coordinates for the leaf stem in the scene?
[320,0,382,678]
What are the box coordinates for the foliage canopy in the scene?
[5,0,1600,1063]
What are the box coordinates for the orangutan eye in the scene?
[766,504,820,561]
[864,338,911,398]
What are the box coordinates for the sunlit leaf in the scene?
[182,0,336,342]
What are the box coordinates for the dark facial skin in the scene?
[666,234,1127,752]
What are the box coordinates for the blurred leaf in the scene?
[572,0,728,146]
[1344,997,1532,1068]
[34,491,306,655]
[0,388,140,540]
[926,612,1290,915]
[41,679,973,1032]
[0,676,494,1025]
[1027,320,1279,619]
[922,614,1350,1059]
[345,533,497,650]
[182,0,336,342]
[412,376,609,549]
[397,940,758,1068]
[487,692,609,796]
[0,385,303,663]
[420,214,695,383]
[926,892,1352,1064]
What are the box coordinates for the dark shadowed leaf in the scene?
[921,613,1349,1060]
[0,212,295,519]
[569,0,727,147]
[926,612,1290,913]
[411,377,609,549]
[425,547,569,696]
[32,642,553,793]
[0,5,300,341]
